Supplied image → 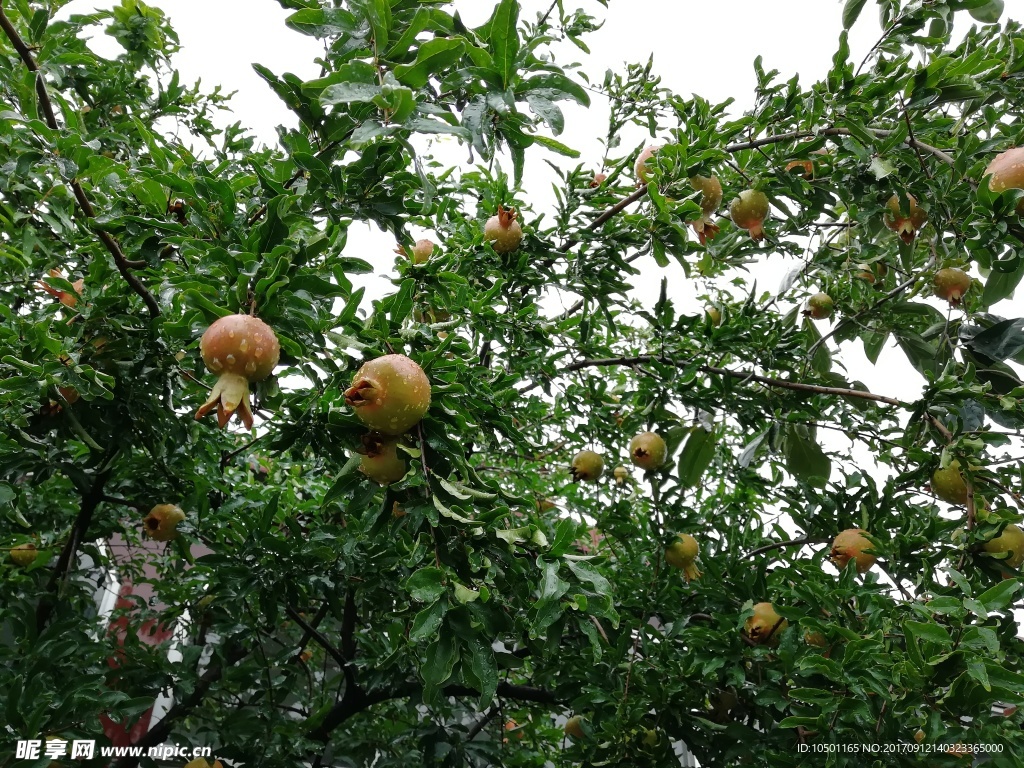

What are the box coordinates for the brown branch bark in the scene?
[0,8,160,317]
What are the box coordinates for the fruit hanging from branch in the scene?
[804,292,834,320]
[397,239,435,264]
[983,146,1024,215]
[629,432,667,471]
[689,174,723,244]
[729,190,770,241]
[744,602,788,646]
[345,354,431,436]
[932,460,969,506]
[705,307,722,326]
[571,450,604,483]
[359,433,407,486]
[483,206,523,253]
[665,533,702,582]
[564,715,585,739]
[613,465,629,486]
[830,529,877,573]
[933,268,971,305]
[9,543,38,567]
[634,144,663,184]
[143,504,186,542]
[981,523,1024,568]
[884,193,928,243]
[195,314,281,429]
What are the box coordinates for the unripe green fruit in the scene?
[933,268,971,306]
[932,461,969,506]
[744,602,787,646]
[359,436,407,485]
[571,450,604,482]
[629,432,667,470]
[806,292,834,320]
[345,354,431,436]
[9,543,38,567]
[884,193,928,243]
[982,523,1024,568]
[729,190,770,241]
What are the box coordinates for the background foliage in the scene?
[2,0,1024,766]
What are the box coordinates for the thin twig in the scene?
[743,536,817,560]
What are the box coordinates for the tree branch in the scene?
[286,606,349,669]
[743,536,820,560]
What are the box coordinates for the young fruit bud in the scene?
[932,461,969,506]
[483,206,523,253]
[629,432,667,471]
[392,501,407,518]
[665,533,701,583]
[933,268,971,306]
[830,529,877,574]
[744,602,787,646]
[634,144,663,184]
[143,504,186,542]
[345,354,431,435]
[196,315,280,429]
[984,147,1024,215]
[359,434,407,486]
[729,190,770,241]
[884,193,928,243]
[564,715,585,739]
[982,523,1024,568]
[571,450,604,483]
[9,543,38,567]
[613,465,630,486]
[804,292,834,320]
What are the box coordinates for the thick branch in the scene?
[743,536,821,560]
[0,8,159,317]
[286,606,349,668]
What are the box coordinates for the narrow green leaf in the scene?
[489,0,519,90]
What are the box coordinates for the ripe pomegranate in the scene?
[345,354,431,435]
[634,144,663,184]
[933,268,971,305]
[830,528,877,573]
[9,543,38,567]
[410,239,435,264]
[359,434,407,486]
[744,602,788,646]
[143,504,185,542]
[564,715,585,739]
[196,314,280,429]
[984,147,1024,215]
[483,206,523,253]
[982,523,1024,568]
[854,263,877,284]
[590,172,607,188]
[630,432,667,470]
[570,450,604,482]
[884,193,928,243]
[785,159,814,179]
[665,533,701,583]
[613,465,629,486]
[729,190,770,241]
[503,719,524,742]
[39,270,84,309]
[689,174,723,244]
[932,460,969,505]
[706,307,722,326]
[804,292,834,320]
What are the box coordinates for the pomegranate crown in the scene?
[496,205,518,228]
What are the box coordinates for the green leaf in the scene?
[975,579,1021,612]
[784,424,831,487]
[522,73,590,107]
[405,568,446,603]
[394,38,466,89]
[422,630,458,689]
[678,427,718,488]
[410,601,446,642]
[842,0,869,29]
[982,265,1024,305]
[489,0,519,90]
[531,134,579,158]
[969,0,1004,23]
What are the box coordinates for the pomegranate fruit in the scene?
[933,268,971,305]
[804,292,834,320]
[590,172,607,187]
[359,434,407,485]
[706,307,722,326]
[744,602,787,646]
[785,159,814,178]
[884,193,928,243]
[564,715,585,739]
[345,354,430,435]
[613,465,629,486]
[984,147,1024,215]
[630,432,667,470]
[665,533,701,583]
[483,206,523,253]
[39,270,84,309]
[410,239,435,264]
[143,504,186,542]
[830,528,877,573]
[729,190,770,241]
[932,460,969,505]
[196,314,280,429]
[634,144,663,184]
[9,543,38,567]
[854,263,877,284]
[982,523,1024,568]
[804,630,827,648]
[571,450,604,482]
[689,174,723,244]
[503,719,524,742]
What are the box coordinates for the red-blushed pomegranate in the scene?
[830,528,877,573]
[634,144,663,184]
[359,433,407,485]
[143,504,186,542]
[410,239,435,264]
[933,268,971,305]
[729,190,770,241]
[503,720,524,743]
[57,386,80,405]
[690,174,723,244]
[345,354,431,435]
[854,263,877,284]
[39,270,84,309]
[629,432,667,470]
[932,460,969,505]
[196,314,280,429]
[564,715,585,739]
[984,147,1024,215]
[884,193,928,243]
[665,533,701,583]
[785,159,814,178]
[483,206,523,253]
[184,760,223,768]
[744,602,788,646]
[613,465,629,486]
[590,172,607,188]
[9,543,38,567]
[982,523,1024,568]
[805,292,834,320]
[570,450,604,482]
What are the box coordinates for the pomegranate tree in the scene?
[359,433,407,485]
[933,267,971,305]
[884,193,928,243]
[571,450,604,482]
[483,206,523,253]
[143,504,186,541]
[729,190,770,241]
[744,602,788,646]
[345,354,431,435]
[830,529,877,573]
[629,431,667,470]
[665,533,701,583]
[984,147,1024,214]
[196,314,281,429]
